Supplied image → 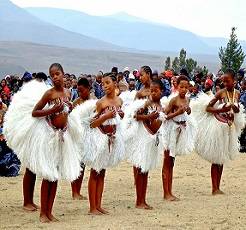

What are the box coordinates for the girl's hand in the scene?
[51,103,64,113]
[148,111,159,120]
[186,106,191,115]
[220,104,232,113]
[117,109,124,118]
[232,104,239,113]
[177,106,186,115]
[104,109,116,119]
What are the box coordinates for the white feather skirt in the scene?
[71,100,125,173]
[4,80,82,182]
[123,99,164,172]
[119,90,137,110]
[191,93,246,164]
[161,113,197,157]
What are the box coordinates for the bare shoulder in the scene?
[169,96,178,104]
[96,98,104,112]
[64,88,71,99]
[214,89,225,99]
[42,88,53,99]
[117,96,123,106]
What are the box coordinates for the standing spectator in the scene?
[123,67,130,83]
[0,79,11,98]
[92,71,104,99]
[0,99,7,129]
[160,73,171,97]
[204,79,213,96]
[239,78,246,152]
[111,67,118,77]
[170,76,178,94]
[71,79,79,101]
[128,79,136,91]
[117,72,129,93]
[1,93,10,107]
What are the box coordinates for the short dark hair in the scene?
[49,63,64,74]
[78,77,90,89]
[141,66,152,79]
[35,72,48,81]
[151,79,164,91]
[103,72,117,82]
[177,75,189,85]
[225,68,236,80]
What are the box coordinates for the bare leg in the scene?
[169,156,179,201]
[96,170,108,214]
[40,180,50,223]
[211,164,219,195]
[88,169,101,215]
[71,168,86,200]
[142,172,153,209]
[135,168,152,209]
[135,167,143,208]
[47,181,58,222]
[217,164,224,194]
[163,151,177,201]
[23,168,38,211]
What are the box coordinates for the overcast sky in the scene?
[11,0,246,40]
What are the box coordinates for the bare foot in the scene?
[136,203,153,210]
[97,207,109,214]
[48,214,59,222]
[32,203,40,209]
[212,190,225,195]
[164,194,180,201]
[88,209,102,215]
[23,204,37,212]
[40,214,50,223]
[72,194,87,200]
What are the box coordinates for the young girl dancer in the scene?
[124,80,165,209]
[4,73,49,212]
[72,73,125,215]
[135,66,152,100]
[10,63,81,223]
[71,78,91,200]
[194,69,245,195]
[161,75,197,201]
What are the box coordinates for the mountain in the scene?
[106,12,151,23]
[26,7,216,54]
[0,0,123,51]
[0,41,220,78]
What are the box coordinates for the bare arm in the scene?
[90,101,115,128]
[165,98,184,120]
[232,91,240,113]
[32,91,63,117]
[206,91,231,114]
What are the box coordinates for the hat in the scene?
[123,67,130,72]
[205,79,213,87]
[153,70,158,76]
[189,81,195,86]
[22,71,32,82]
[164,70,173,78]
[129,73,135,80]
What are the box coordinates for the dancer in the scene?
[124,79,165,209]
[72,73,125,215]
[4,72,49,211]
[161,75,197,201]
[71,78,91,200]
[194,69,245,195]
